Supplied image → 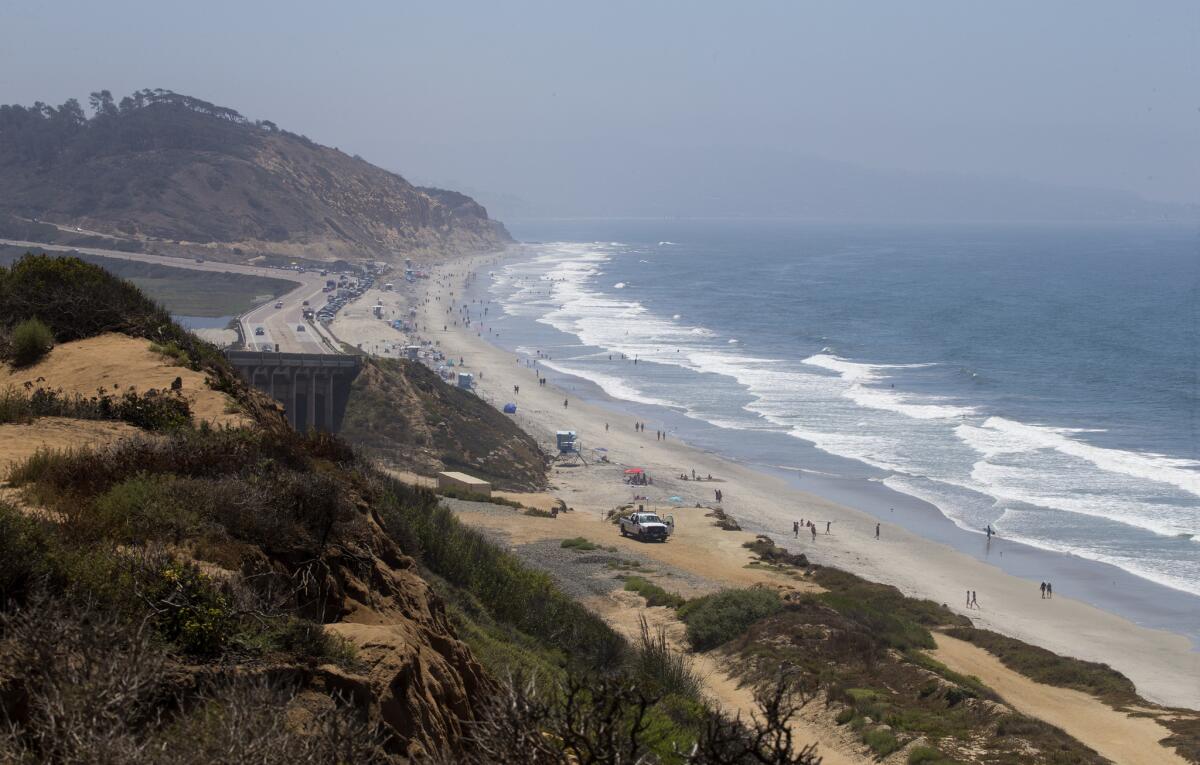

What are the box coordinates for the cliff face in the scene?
[0,90,511,263]
[342,357,547,490]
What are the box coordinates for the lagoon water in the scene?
[476,220,1200,614]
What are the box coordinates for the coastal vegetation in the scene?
[4,253,1194,763]
[0,247,300,318]
[342,356,547,490]
[8,317,53,366]
[620,575,686,608]
[678,587,783,651]
[0,254,832,763]
[0,384,192,429]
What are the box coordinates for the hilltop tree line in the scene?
[0,89,287,167]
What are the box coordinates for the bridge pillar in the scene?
[312,374,321,434]
[291,368,302,430]
[326,374,335,429]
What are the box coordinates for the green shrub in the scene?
[0,501,53,605]
[149,340,189,366]
[562,536,600,551]
[0,385,190,429]
[89,475,201,544]
[9,317,54,366]
[621,576,685,608]
[835,707,855,725]
[139,558,233,656]
[375,473,625,670]
[630,615,702,699]
[863,726,900,757]
[819,592,933,650]
[677,587,782,650]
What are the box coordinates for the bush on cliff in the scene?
[0,253,230,379]
[9,317,53,366]
[677,588,782,651]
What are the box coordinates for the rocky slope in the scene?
[341,357,547,490]
[0,89,511,264]
[0,255,492,759]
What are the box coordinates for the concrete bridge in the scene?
[225,350,362,432]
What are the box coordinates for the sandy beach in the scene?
[331,251,1200,714]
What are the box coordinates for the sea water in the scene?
[475,220,1199,610]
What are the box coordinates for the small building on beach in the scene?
[437,471,491,497]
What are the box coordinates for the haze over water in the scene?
[484,220,1200,600]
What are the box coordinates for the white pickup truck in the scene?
[619,511,672,542]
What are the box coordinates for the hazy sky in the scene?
[3,0,1197,213]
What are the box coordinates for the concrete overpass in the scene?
[225,350,362,432]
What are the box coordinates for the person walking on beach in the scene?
[826,521,831,535]
[875,523,880,539]
[1040,582,1047,599]
[605,423,609,432]
[970,591,979,609]
[793,521,799,538]
[966,590,972,608]
[811,524,817,541]
[563,398,569,408]
[1046,582,1052,599]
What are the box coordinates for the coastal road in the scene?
[0,238,339,354]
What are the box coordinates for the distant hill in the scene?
[0,89,511,263]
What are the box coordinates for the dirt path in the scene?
[590,591,870,765]
[931,634,1188,765]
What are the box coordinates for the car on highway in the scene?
[275,301,284,309]
[254,327,265,336]
[302,300,309,306]
[296,325,306,332]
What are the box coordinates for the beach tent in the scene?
[503,403,517,414]
[623,468,644,475]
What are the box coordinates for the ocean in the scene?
[470,219,1200,628]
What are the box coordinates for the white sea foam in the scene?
[959,417,1200,498]
[492,242,1200,596]
[802,354,975,420]
[537,360,674,408]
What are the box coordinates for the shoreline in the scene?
[333,248,1200,711]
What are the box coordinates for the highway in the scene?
[0,239,341,354]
